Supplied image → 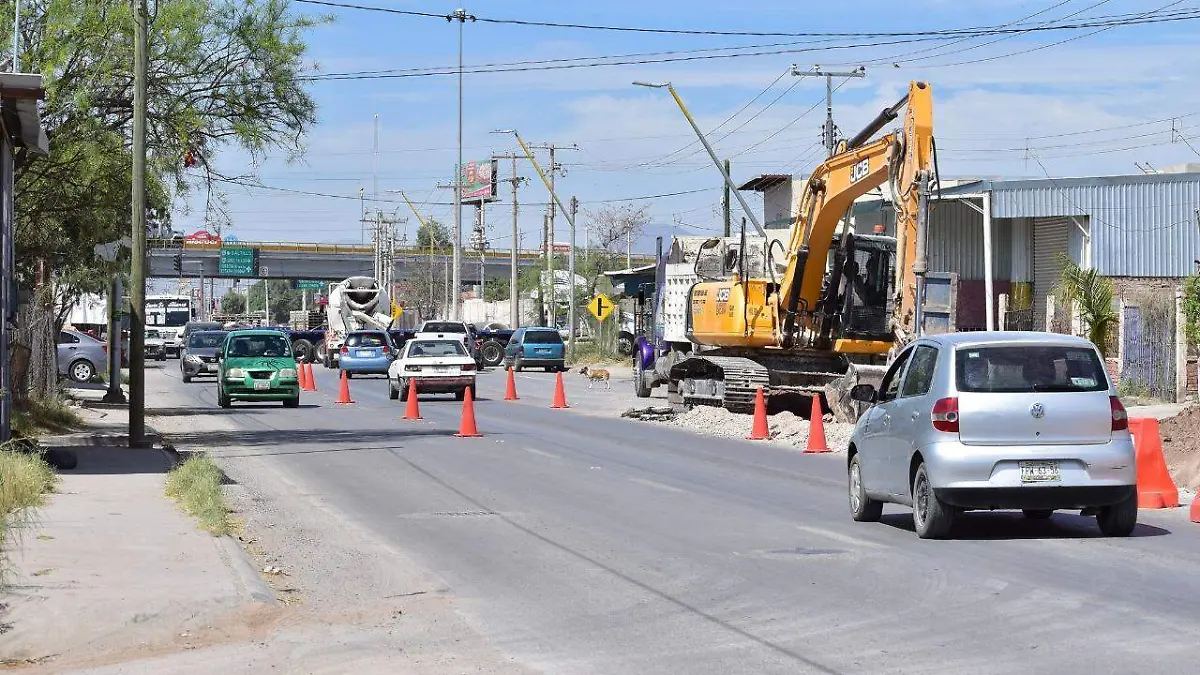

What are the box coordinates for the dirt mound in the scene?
[1159,406,1200,491]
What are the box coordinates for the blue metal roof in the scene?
[939,173,1200,277]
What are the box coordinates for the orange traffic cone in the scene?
[804,395,830,454]
[1129,417,1179,508]
[1190,493,1200,524]
[335,370,354,405]
[454,386,483,437]
[298,362,312,391]
[403,378,422,420]
[746,386,769,440]
[550,371,569,409]
[307,363,318,391]
[504,367,519,401]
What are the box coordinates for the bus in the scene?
[146,294,195,357]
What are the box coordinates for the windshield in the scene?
[956,345,1108,393]
[189,331,227,348]
[347,332,387,347]
[524,330,562,345]
[422,322,465,333]
[146,329,161,339]
[407,340,466,358]
[226,334,292,358]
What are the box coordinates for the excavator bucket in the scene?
[824,363,887,424]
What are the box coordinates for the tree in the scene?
[4,0,324,396]
[246,280,301,324]
[220,291,246,315]
[416,219,452,250]
[1055,254,1118,356]
[580,203,649,294]
[398,257,447,322]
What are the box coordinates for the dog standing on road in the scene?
[578,366,611,389]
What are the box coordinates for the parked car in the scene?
[845,331,1137,539]
[145,329,167,361]
[180,330,228,382]
[387,337,476,401]
[503,327,566,372]
[57,329,107,383]
[338,330,396,377]
[216,329,300,408]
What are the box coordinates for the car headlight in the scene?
[226,368,246,380]
[185,354,202,363]
[277,368,297,379]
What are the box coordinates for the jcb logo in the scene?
[715,288,731,302]
[850,158,870,183]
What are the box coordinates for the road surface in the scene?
[151,364,1200,675]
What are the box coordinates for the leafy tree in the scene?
[220,291,246,315]
[416,219,452,250]
[1055,254,1118,356]
[3,0,324,396]
[1183,275,1200,350]
[246,280,301,324]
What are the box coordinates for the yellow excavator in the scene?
[668,81,939,422]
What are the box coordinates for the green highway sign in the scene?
[295,279,325,291]
[218,246,257,276]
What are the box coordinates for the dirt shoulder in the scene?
[1160,405,1200,492]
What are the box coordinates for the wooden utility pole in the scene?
[723,158,731,237]
[494,154,527,328]
[568,196,578,358]
[129,0,148,446]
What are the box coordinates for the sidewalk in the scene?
[0,405,271,672]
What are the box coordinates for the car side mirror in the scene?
[850,384,877,403]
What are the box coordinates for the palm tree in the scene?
[1054,254,1118,356]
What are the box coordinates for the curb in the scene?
[214,534,276,604]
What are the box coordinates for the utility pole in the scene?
[448,8,475,321]
[493,153,527,328]
[541,213,549,325]
[723,158,732,237]
[790,64,866,156]
[129,0,148,447]
[568,196,578,358]
[527,141,577,328]
[11,0,19,72]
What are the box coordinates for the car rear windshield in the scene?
[422,322,465,333]
[524,330,562,344]
[189,331,227,348]
[226,334,292,358]
[955,344,1108,393]
[407,340,466,358]
[347,332,387,347]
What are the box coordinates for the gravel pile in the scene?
[663,405,856,452]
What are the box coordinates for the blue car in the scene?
[339,330,396,377]
[503,327,565,372]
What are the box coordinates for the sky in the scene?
[174,0,1200,256]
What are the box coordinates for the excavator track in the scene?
[669,355,770,413]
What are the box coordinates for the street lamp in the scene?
[633,80,766,237]
[448,8,475,321]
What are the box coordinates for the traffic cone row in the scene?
[744,386,830,453]
[299,362,316,391]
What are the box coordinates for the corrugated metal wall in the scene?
[926,200,1013,281]
[1032,217,1072,330]
[988,175,1200,277]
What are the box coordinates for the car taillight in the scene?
[340,345,348,354]
[461,363,475,371]
[475,339,483,347]
[382,345,390,354]
[931,397,959,433]
[1110,396,1128,431]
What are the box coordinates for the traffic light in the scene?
[173,252,183,275]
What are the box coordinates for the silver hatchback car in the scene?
[846,331,1136,539]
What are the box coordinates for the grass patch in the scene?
[11,395,83,437]
[164,455,231,536]
[0,446,58,569]
[566,341,625,367]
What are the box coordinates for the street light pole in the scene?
[448,8,475,321]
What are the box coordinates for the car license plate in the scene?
[357,350,373,358]
[1019,460,1060,483]
[253,380,270,391]
[537,349,551,354]
[436,366,454,373]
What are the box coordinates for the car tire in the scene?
[388,378,399,400]
[454,388,466,401]
[545,366,554,373]
[481,341,504,367]
[69,359,95,383]
[617,331,634,356]
[1096,491,1138,537]
[911,463,955,539]
[218,388,231,409]
[514,356,523,373]
[399,381,409,402]
[283,396,300,408]
[848,454,884,523]
[344,371,352,379]
[634,357,652,398]
[323,351,333,369]
[182,373,192,383]
[293,339,313,364]
[1022,509,1054,520]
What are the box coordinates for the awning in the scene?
[602,263,657,297]
[0,72,48,156]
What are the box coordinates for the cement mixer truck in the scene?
[320,276,398,368]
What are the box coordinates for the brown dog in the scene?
[578,366,611,389]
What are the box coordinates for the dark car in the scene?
[181,330,228,382]
[503,327,566,372]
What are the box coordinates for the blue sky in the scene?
[177,0,1200,253]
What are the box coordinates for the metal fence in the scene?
[1121,301,1177,400]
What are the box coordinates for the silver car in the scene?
[846,332,1137,539]
[57,329,108,383]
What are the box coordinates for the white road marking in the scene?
[795,524,889,550]
[628,476,684,494]
[523,446,562,460]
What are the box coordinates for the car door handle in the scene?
[882,414,890,424]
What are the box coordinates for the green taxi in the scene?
[216,329,300,408]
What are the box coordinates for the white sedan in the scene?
[388,338,477,401]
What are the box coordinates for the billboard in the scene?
[460,159,498,203]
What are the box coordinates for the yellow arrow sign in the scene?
[587,293,615,322]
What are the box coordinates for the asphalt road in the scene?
[156,363,1200,675]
